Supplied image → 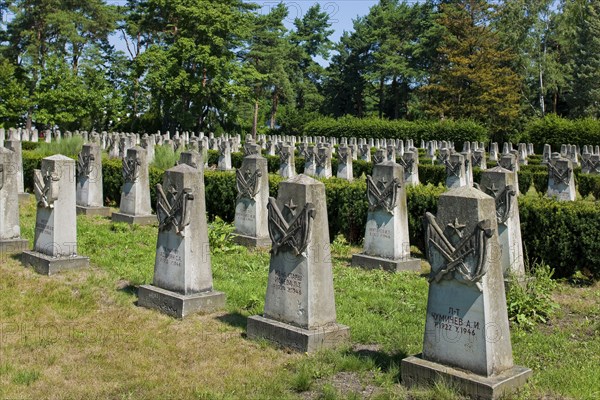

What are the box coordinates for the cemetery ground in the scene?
[0,201,598,400]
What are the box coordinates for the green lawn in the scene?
[0,200,598,399]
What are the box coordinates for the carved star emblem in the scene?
[485,183,500,198]
[447,218,466,239]
[284,199,297,216]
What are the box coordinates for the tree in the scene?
[0,58,29,125]
[243,3,294,136]
[564,0,600,117]
[422,0,521,138]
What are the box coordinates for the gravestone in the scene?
[247,174,350,352]
[542,144,551,164]
[278,144,296,178]
[0,147,29,253]
[398,150,419,186]
[472,149,487,169]
[480,167,525,280]
[141,134,155,164]
[21,155,89,274]
[386,145,396,162]
[233,149,271,248]
[499,153,520,195]
[315,146,332,178]
[372,149,385,165]
[217,140,232,171]
[490,143,499,162]
[352,161,420,272]
[336,145,353,181]
[402,186,531,399]
[445,153,467,189]
[4,140,29,202]
[358,143,371,162]
[138,164,225,318]
[302,145,316,176]
[581,153,600,175]
[178,150,203,172]
[547,153,576,201]
[76,144,111,217]
[112,147,156,225]
[462,150,474,187]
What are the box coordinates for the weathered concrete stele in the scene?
[112,146,156,225]
[247,174,350,352]
[480,167,525,280]
[401,186,531,400]
[352,161,421,272]
[233,150,271,248]
[0,147,29,253]
[547,153,576,201]
[138,164,225,318]
[21,155,90,275]
[76,143,111,217]
[4,139,30,202]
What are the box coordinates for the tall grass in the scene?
[32,136,84,157]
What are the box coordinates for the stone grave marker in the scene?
[547,153,576,201]
[445,153,466,189]
[402,186,532,399]
[0,147,29,253]
[75,144,111,217]
[278,144,296,178]
[480,167,525,280]
[21,155,90,274]
[112,147,155,225]
[233,148,271,248]
[336,145,353,181]
[138,164,225,318]
[4,139,29,202]
[352,161,420,272]
[247,174,350,352]
[315,146,332,178]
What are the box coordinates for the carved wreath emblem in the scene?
[156,184,194,235]
[359,146,370,158]
[366,175,401,214]
[77,152,95,178]
[122,156,140,183]
[34,169,60,208]
[267,197,315,256]
[236,168,262,200]
[548,162,571,185]
[425,212,493,291]
[472,153,483,168]
[315,151,328,168]
[372,152,384,165]
[338,149,349,164]
[483,183,515,225]
[243,143,259,156]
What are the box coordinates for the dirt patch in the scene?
[301,371,382,399]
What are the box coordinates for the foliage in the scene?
[31,136,84,157]
[208,216,242,254]
[506,262,558,329]
[150,145,181,170]
[524,114,600,150]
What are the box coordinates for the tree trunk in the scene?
[270,91,279,129]
[392,77,399,119]
[378,76,385,119]
[252,99,259,138]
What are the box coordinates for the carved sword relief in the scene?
[156,184,194,235]
[34,169,60,208]
[397,157,415,174]
[444,159,462,177]
[267,197,315,256]
[122,156,140,183]
[366,175,401,214]
[77,152,95,178]
[424,212,493,291]
[236,168,262,200]
[483,183,515,225]
[548,161,571,185]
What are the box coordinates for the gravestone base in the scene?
[111,212,156,225]
[232,233,271,249]
[138,284,226,319]
[0,238,30,254]
[401,355,532,400]
[76,205,112,217]
[18,193,31,202]
[351,253,421,272]
[21,251,90,275]
[247,315,350,353]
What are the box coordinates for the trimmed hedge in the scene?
[524,114,600,152]
[304,116,488,143]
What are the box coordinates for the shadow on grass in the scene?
[346,345,408,382]
[217,312,248,333]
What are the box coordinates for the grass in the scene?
[0,200,599,399]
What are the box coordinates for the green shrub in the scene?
[32,136,84,157]
[151,145,181,170]
[506,263,558,329]
[524,115,600,152]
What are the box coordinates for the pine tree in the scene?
[422,0,521,138]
